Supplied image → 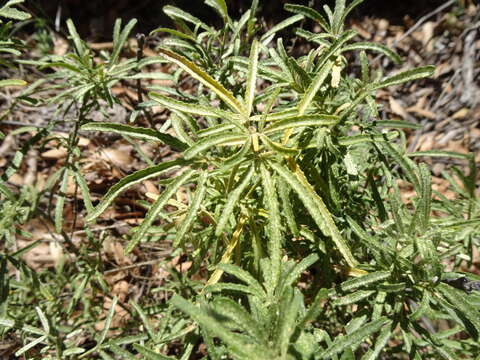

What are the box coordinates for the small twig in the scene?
[55,3,62,32]
[372,0,457,64]
[23,149,38,186]
[104,258,168,275]
[135,33,155,128]
[460,28,479,106]
[72,223,130,235]
[135,33,146,105]
[0,133,15,157]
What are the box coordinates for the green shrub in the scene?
[1,0,479,359]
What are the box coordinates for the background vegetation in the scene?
[1,0,479,359]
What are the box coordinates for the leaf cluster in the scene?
[1,0,480,359]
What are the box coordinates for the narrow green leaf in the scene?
[98,296,118,347]
[284,4,329,32]
[67,274,90,314]
[105,344,135,359]
[171,295,265,358]
[64,348,86,356]
[73,169,94,214]
[215,165,254,236]
[81,122,188,151]
[158,48,246,115]
[0,0,31,20]
[343,42,401,64]
[333,290,376,306]
[250,107,305,122]
[148,92,244,131]
[111,18,137,64]
[278,178,299,237]
[205,0,229,23]
[270,161,357,267]
[360,50,369,83]
[263,114,339,135]
[0,79,27,87]
[316,29,357,66]
[163,5,211,32]
[125,72,173,80]
[374,120,421,129]
[170,112,195,146]
[269,47,293,83]
[245,39,259,116]
[319,318,390,359]
[15,335,48,357]
[217,263,265,297]
[332,0,346,34]
[0,183,15,201]
[126,169,195,253]
[341,271,391,292]
[149,27,196,42]
[231,9,251,43]
[131,301,156,341]
[213,138,252,175]
[0,318,44,335]
[183,133,247,160]
[260,163,282,285]
[260,14,304,45]
[437,283,480,339]
[42,60,84,74]
[66,19,86,57]
[409,291,431,321]
[86,159,187,221]
[372,66,435,90]
[205,282,258,296]
[35,307,49,334]
[408,150,472,160]
[283,253,319,288]
[381,140,419,187]
[174,171,208,247]
[260,135,299,156]
[298,60,334,115]
[341,0,365,24]
[417,163,432,231]
[133,344,175,360]
[212,297,266,343]
[277,289,302,357]
[361,325,392,360]
[55,168,69,233]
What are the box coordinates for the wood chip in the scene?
[41,148,68,159]
[406,106,437,119]
[452,108,469,119]
[389,97,409,119]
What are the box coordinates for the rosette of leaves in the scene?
[82,38,358,284]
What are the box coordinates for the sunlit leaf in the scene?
[158,48,246,115]
[81,122,188,151]
[270,160,357,267]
